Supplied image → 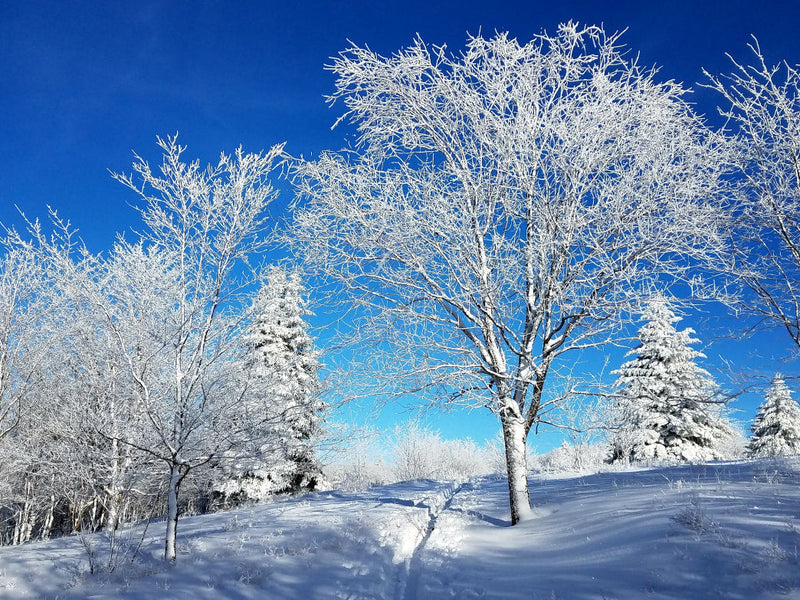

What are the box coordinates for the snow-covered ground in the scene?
[2,459,799,599]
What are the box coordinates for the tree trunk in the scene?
[501,412,533,525]
[106,493,120,534]
[105,392,130,533]
[165,463,185,562]
[40,491,56,540]
[13,478,35,545]
[105,447,129,533]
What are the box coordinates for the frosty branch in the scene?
[706,42,800,349]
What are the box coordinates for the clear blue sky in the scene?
[2,1,799,450]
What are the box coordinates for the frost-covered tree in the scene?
[104,137,286,562]
[248,266,323,491]
[15,137,287,562]
[749,375,800,457]
[213,266,324,502]
[0,238,69,545]
[291,24,727,522]
[0,242,53,447]
[47,290,158,537]
[706,44,800,349]
[610,298,734,463]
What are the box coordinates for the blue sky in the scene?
[2,1,800,450]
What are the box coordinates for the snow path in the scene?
[418,463,800,599]
[0,481,452,600]
[397,481,469,600]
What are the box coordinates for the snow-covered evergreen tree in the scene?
[749,375,800,457]
[610,297,734,463]
[216,266,324,501]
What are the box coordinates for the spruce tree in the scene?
[248,266,324,492]
[749,375,800,457]
[610,297,734,463]
[211,267,324,504]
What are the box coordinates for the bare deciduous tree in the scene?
[705,42,800,350]
[106,136,286,562]
[292,24,727,523]
[12,137,288,561]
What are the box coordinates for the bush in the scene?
[535,441,610,474]
[388,424,494,483]
[322,422,496,490]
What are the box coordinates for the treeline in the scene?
[0,139,323,561]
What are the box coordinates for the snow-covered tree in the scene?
[0,241,54,447]
[291,24,728,522]
[0,238,71,545]
[47,291,158,537]
[248,266,323,492]
[749,375,800,457]
[213,266,324,503]
[706,44,800,350]
[104,137,286,562]
[610,298,734,463]
[13,137,287,561]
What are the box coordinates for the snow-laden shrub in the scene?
[210,466,295,509]
[322,423,496,490]
[321,429,391,492]
[536,442,610,474]
[388,424,494,483]
[326,457,391,492]
[717,422,748,460]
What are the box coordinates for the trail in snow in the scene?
[397,481,470,600]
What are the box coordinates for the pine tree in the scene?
[247,266,324,493]
[749,375,800,457]
[610,297,734,463]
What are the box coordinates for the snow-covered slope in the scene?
[1,460,799,599]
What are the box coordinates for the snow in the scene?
[2,460,800,599]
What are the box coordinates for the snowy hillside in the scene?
[2,459,799,599]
